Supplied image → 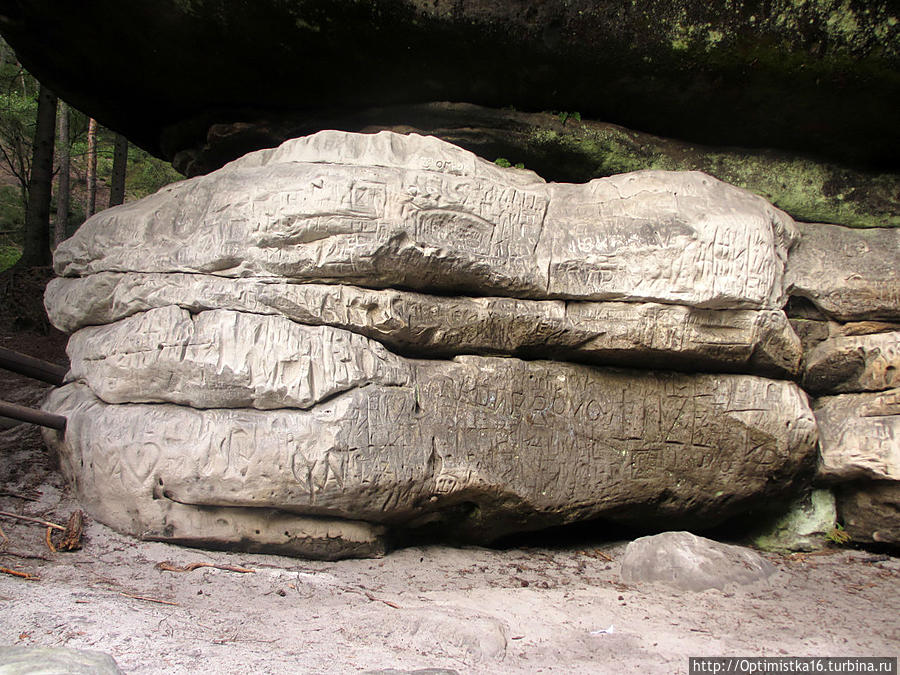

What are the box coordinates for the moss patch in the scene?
[0,245,21,272]
[526,122,899,228]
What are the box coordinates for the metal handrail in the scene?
[0,346,67,385]
[0,346,67,430]
[0,399,66,430]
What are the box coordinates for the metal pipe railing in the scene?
[0,346,68,429]
[0,346,67,385]
[0,399,66,430]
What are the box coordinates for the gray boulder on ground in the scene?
[0,647,124,675]
[619,531,777,592]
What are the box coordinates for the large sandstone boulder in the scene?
[812,388,899,550]
[44,361,817,554]
[41,131,821,558]
[786,222,900,550]
[168,102,900,228]
[836,482,900,547]
[803,331,900,395]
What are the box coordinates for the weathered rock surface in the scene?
[54,132,797,311]
[788,318,900,362]
[619,531,777,592]
[0,647,125,675]
[67,306,412,410]
[836,482,900,547]
[43,354,817,549]
[786,222,900,321]
[349,607,507,664]
[815,389,900,483]
[47,274,801,378]
[2,1,897,172]
[803,332,900,395]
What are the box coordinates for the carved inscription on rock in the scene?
[815,389,900,482]
[67,306,412,409]
[53,131,797,309]
[47,274,802,377]
[45,354,817,539]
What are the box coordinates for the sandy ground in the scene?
[0,331,898,674]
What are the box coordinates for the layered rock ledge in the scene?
[41,130,899,557]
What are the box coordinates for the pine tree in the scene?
[85,117,98,218]
[16,83,56,267]
[54,101,70,247]
[108,133,127,207]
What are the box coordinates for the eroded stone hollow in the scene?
[41,131,898,559]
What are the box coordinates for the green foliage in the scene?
[0,244,21,271]
[126,146,184,199]
[0,71,39,198]
[825,523,852,546]
[494,157,526,170]
[556,111,581,125]
[0,185,24,230]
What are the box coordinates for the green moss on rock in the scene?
[753,489,838,553]
[525,119,900,228]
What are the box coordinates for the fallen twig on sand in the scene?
[364,591,401,609]
[0,510,83,552]
[212,631,278,645]
[0,565,39,580]
[0,490,40,501]
[0,521,7,546]
[785,550,841,563]
[155,561,255,574]
[119,592,179,606]
[0,550,52,561]
[0,510,65,530]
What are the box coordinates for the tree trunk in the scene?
[17,83,57,268]
[108,133,127,207]
[85,117,98,218]
[54,101,70,247]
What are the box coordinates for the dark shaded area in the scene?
[0,0,897,175]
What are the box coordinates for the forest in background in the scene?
[0,38,184,273]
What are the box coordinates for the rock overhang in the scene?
[1,0,898,172]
